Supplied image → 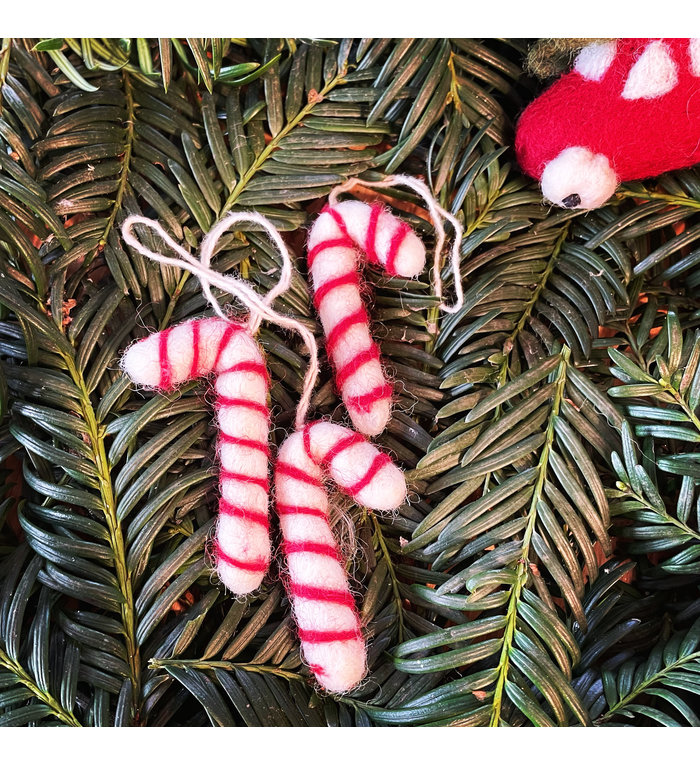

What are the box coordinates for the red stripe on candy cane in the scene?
[307,200,426,436]
[276,504,328,520]
[217,397,270,417]
[298,628,363,644]
[291,583,357,608]
[275,420,407,693]
[219,500,270,530]
[121,317,272,596]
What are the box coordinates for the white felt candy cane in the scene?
[121,213,319,596]
[307,200,425,437]
[275,420,406,694]
[122,316,271,595]
[308,174,464,437]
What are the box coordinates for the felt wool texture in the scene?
[307,199,426,436]
[275,420,406,693]
[122,317,272,596]
[516,38,700,210]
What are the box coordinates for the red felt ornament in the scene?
[516,38,700,209]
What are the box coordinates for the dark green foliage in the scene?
[0,37,699,727]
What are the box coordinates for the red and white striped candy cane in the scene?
[307,199,427,436]
[122,317,272,596]
[121,213,319,597]
[275,420,406,694]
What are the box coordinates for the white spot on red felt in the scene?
[622,40,678,100]
[690,39,700,77]
[574,41,617,81]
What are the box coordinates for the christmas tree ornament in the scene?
[516,38,700,210]
[275,421,405,694]
[308,174,464,436]
[121,213,318,596]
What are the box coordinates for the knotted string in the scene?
[121,213,319,429]
[328,174,465,314]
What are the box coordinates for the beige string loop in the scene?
[328,174,465,314]
[121,213,319,429]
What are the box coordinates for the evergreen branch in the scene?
[615,189,700,210]
[62,354,140,711]
[598,649,700,723]
[148,657,307,683]
[0,646,81,727]
[489,346,570,727]
[220,70,348,216]
[371,514,405,643]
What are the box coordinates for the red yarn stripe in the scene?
[307,237,354,269]
[219,434,270,455]
[346,382,393,413]
[385,222,410,275]
[325,308,369,356]
[220,470,269,491]
[284,540,339,560]
[276,461,323,488]
[214,543,268,573]
[312,272,360,310]
[212,324,236,371]
[323,205,351,239]
[190,321,200,378]
[217,397,270,417]
[335,346,381,389]
[302,424,313,462]
[291,583,356,608]
[298,628,362,644]
[322,431,366,466]
[219,500,269,530]
[365,203,382,264]
[222,360,268,379]
[347,453,392,496]
[158,328,173,388]
[276,504,327,520]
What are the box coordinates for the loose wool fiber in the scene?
[308,200,426,437]
[516,38,700,209]
[275,420,406,693]
[122,317,271,596]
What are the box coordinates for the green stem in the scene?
[598,649,700,722]
[63,356,140,713]
[219,72,346,216]
[371,514,405,643]
[99,72,135,249]
[0,647,81,726]
[160,69,348,328]
[148,658,306,683]
[615,189,700,210]
[489,347,570,727]
[507,225,569,347]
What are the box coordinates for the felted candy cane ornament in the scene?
[121,213,318,596]
[308,175,464,436]
[274,176,464,693]
[275,421,406,694]
[516,38,700,209]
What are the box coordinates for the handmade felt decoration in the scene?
[308,175,464,437]
[516,38,700,210]
[119,178,463,694]
[275,421,406,694]
[307,200,424,436]
[120,213,318,597]
[121,316,272,595]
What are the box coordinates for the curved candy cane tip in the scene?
[215,557,268,595]
[354,460,406,512]
[306,640,367,694]
[121,335,162,387]
[391,228,427,278]
[350,400,392,439]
